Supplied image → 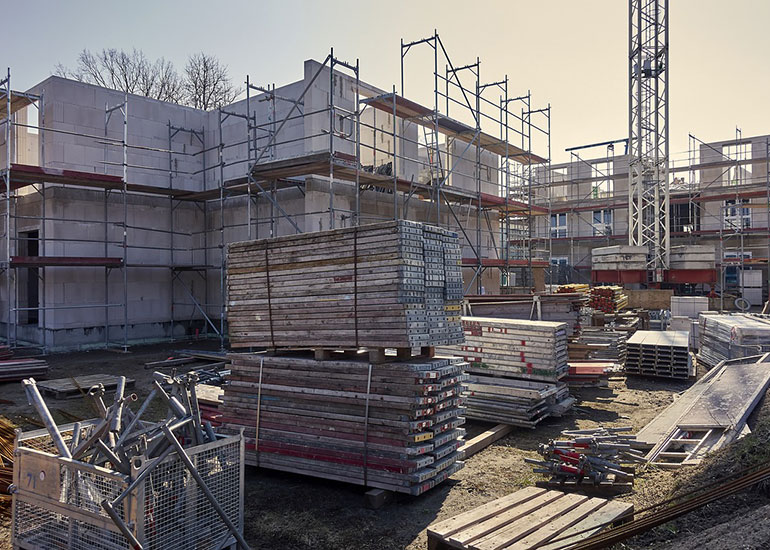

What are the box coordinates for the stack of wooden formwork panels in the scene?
[573,327,628,365]
[697,314,770,369]
[591,245,647,271]
[220,353,467,495]
[226,220,464,350]
[436,317,573,427]
[626,330,692,379]
[223,221,468,495]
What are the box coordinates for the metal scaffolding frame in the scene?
[1,69,133,352]
[0,35,551,351]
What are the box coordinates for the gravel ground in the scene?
[0,343,767,549]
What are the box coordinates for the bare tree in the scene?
[55,48,183,103]
[183,52,241,110]
[55,49,240,109]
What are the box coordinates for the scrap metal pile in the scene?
[527,426,644,487]
[12,374,248,550]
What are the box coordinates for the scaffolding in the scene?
[0,34,550,352]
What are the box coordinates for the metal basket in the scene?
[12,420,244,550]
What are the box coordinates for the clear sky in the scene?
[6,0,770,164]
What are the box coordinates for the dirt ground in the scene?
[1,342,768,549]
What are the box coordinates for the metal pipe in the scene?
[114,388,157,448]
[110,376,126,433]
[22,378,71,458]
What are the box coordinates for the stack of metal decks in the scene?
[226,220,464,350]
[436,317,574,427]
[626,330,692,379]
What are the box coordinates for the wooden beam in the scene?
[460,423,513,458]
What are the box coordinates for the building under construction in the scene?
[1,25,768,353]
[1,34,552,352]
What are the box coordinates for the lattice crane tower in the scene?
[628,0,669,281]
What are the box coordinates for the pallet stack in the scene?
[436,317,574,427]
[589,286,628,313]
[223,221,468,495]
[220,353,467,495]
[227,220,464,350]
[626,330,692,379]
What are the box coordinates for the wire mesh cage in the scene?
[12,420,244,550]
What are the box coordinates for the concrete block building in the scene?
[1,52,548,351]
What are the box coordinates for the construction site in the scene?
[2,1,770,549]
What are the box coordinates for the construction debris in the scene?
[426,486,634,550]
[220,352,467,495]
[636,353,770,468]
[226,220,464,349]
[437,317,574,427]
[527,426,643,493]
[11,374,247,550]
[625,330,693,379]
[697,313,770,369]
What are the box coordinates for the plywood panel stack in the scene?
[220,353,467,495]
[589,286,628,313]
[436,317,573,427]
[226,220,464,350]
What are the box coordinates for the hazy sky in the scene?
[6,0,770,163]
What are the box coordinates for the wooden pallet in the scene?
[37,374,135,399]
[427,487,633,550]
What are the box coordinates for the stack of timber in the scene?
[426,487,634,550]
[697,313,770,370]
[437,317,574,427]
[0,358,48,383]
[626,330,693,379]
[591,245,647,271]
[527,426,643,494]
[220,352,468,495]
[227,220,464,350]
[465,293,585,336]
[669,245,716,270]
[636,353,770,468]
[589,286,628,313]
[571,328,627,364]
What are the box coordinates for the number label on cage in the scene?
[19,453,60,500]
